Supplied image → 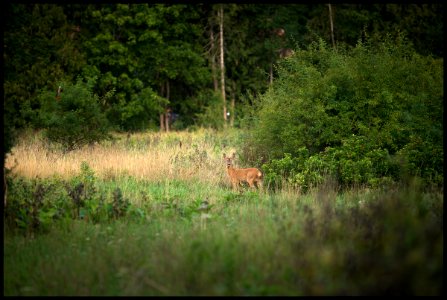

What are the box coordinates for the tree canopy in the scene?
[4,4,442,133]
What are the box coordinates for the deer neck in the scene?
[227,165,236,175]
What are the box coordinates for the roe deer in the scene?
[223,153,263,191]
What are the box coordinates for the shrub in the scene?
[262,136,402,192]
[38,77,112,152]
[249,34,443,188]
[4,176,72,235]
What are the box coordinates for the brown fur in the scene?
[223,153,263,191]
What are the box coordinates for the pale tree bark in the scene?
[160,114,165,132]
[165,80,170,132]
[328,3,336,49]
[210,28,218,92]
[159,80,170,132]
[218,5,227,127]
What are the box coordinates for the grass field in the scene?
[3,129,443,296]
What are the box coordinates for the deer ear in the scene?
[231,152,236,158]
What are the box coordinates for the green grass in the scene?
[3,129,443,295]
[3,176,443,296]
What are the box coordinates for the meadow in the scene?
[3,129,443,296]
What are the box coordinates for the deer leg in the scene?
[256,180,263,191]
[247,179,256,189]
[232,180,239,192]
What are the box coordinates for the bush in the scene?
[4,162,135,234]
[38,77,112,152]
[262,136,404,192]
[249,34,443,189]
[4,176,73,235]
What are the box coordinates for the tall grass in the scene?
[5,128,240,186]
[4,129,443,296]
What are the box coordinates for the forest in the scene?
[4,4,443,132]
[3,3,444,296]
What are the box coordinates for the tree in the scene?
[4,4,442,136]
[81,4,210,131]
[218,5,227,127]
[305,4,443,57]
[327,4,336,49]
[80,4,163,131]
[38,77,111,152]
[4,4,85,130]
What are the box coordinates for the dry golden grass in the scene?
[5,129,237,186]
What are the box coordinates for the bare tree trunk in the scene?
[328,3,336,49]
[218,5,227,127]
[165,80,170,132]
[269,62,273,85]
[210,28,219,92]
[159,83,165,132]
[160,114,165,132]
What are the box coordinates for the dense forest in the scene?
[4,3,444,187]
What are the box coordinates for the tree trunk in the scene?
[218,5,227,127]
[165,80,170,132]
[328,3,336,49]
[159,82,165,132]
[210,28,219,92]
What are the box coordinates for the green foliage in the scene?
[38,77,112,151]
[111,188,130,219]
[396,135,444,185]
[4,176,72,235]
[82,4,211,130]
[262,151,307,190]
[115,86,167,131]
[250,34,443,189]
[65,162,132,222]
[4,4,443,134]
[66,161,99,220]
[4,4,85,131]
[322,136,399,187]
[4,178,443,295]
[4,162,138,234]
[195,91,225,130]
